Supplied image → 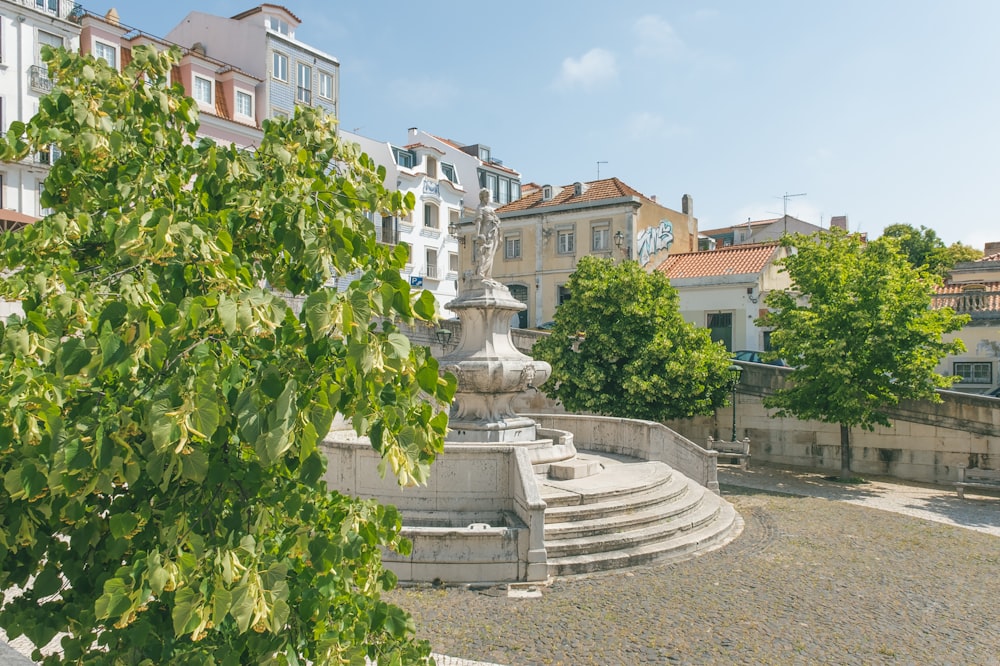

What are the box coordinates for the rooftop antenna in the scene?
[597,161,608,179]
[777,192,807,233]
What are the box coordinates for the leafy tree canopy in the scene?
[533,256,733,422]
[760,229,967,476]
[881,223,983,275]
[0,46,454,664]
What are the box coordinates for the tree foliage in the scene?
[533,257,732,422]
[760,229,967,478]
[0,46,455,664]
[881,223,983,276]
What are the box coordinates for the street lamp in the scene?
[727,363,744,441]
[613,230,630,258]
[435,327,452,348]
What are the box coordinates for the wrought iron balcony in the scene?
[29,65,52,94]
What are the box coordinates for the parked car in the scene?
[733,350,789,367]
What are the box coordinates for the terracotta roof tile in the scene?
[0,210,40,232]
[656,243,781,279]
[977,252,1000,262]
[699,218,781,236]
[932,282,1000,313]
[497,177,651,213]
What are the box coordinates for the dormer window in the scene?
[426,156,438,179]
[94,41,117,69]
[542,185,553,201]
[441,163,457,184]
[479,146,490,162]
[267,16,290,35]
[236,90,253,117]
[193,76,213,105]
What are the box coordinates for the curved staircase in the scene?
[540,451,740,577]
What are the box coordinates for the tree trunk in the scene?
[839,423,851,481]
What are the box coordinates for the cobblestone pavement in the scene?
[387,464,1000,666]
[4,464,998,665]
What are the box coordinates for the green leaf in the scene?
[109,512,139,539]
[171,587,200,635]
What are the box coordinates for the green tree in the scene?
[533,256,732,422]
[0,46,454,664]
[760,229,967,480]
[880,223,982,275]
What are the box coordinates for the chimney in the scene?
[682,194,693,216]
[105,8,120,26]
[830,215,848,230]
[984,241,1000,255]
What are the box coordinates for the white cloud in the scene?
[554,48,618,92]
[633,15,685,59]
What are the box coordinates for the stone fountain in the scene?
[322,189,740,584]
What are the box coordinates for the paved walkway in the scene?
[4,464,998,665]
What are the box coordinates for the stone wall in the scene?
[663,363,1000,484]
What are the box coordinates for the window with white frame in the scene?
[441,163,457,183]
[318,71,333,100]
[449,252,458,273]
[296,63,312,104]
[483,173,498,202]
[499,178,510,205]
[954,362,992,384]
[504,232,521,260]
[511,181,521,201]
[94,41,117,69]
[425,248,438,278]
[193,76,213,105]
[35,0,58,13]
[423,202,438,228]
[272,52,288,81]
[592,222,610,252]
[557,227,575,254]
[236,91,253,117]
[267,16,290,35]
[36,31,62,64]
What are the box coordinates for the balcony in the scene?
[29,65,52,94]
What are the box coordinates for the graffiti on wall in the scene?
[637,220,674,267]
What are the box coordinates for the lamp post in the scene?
[727,363,744,442]
[613,230,630,259]
[435,327,452,349]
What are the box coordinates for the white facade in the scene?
[0,0,81,220]
[340,129,462,317]
[165,6,338,122]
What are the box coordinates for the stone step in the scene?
[544,489,721,559]
[540,460,674,508]
[546,499,741,577]
[543,481,700,540]
[542,472,691,526]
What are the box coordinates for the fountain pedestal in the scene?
[441,276,551,443]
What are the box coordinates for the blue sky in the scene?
[82,1,1000,249]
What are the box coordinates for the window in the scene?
[395,149,414,168]
[318,71,333,100]
[423,203,438,228]
[505,233,521,260]
[193,76,213,104]
[297,63,312,104]
[483,173,498,202]
[94,41,116,68]
[36,31,62,65]
[499,178,510,205]
[449,252,459,273]
[267,16,290,35]
[271,108,288,119]
[592,224,610,252]
[273,52,288,81]
[558,285,571,306]
[426,156,437,179]
[479,146,490,162]
[511,182,521,201]
[379,215,398,245]
[509,284,528,328]
[35,0,58,13]
[557,228,575,254]
[236,91,253,117]
[441,163,457,183]
[708,312,733,351]
[954,362,992,384]
[449,209,460,233]
[425,249,438,278]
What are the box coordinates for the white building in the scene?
[657,243,792,352]
[340,130,463,317]
[165,5,338,122]
[0,0,81,224]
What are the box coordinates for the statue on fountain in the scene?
[473,187,501,285]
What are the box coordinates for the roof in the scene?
[978,252,1000,263]
[0,210,40,232]
[656,243,781,280]
[230,4,302,24]
[497,177,651,213]
[932,282,1000,313]
[699,216,806,236]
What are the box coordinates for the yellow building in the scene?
[451,178,696,328]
